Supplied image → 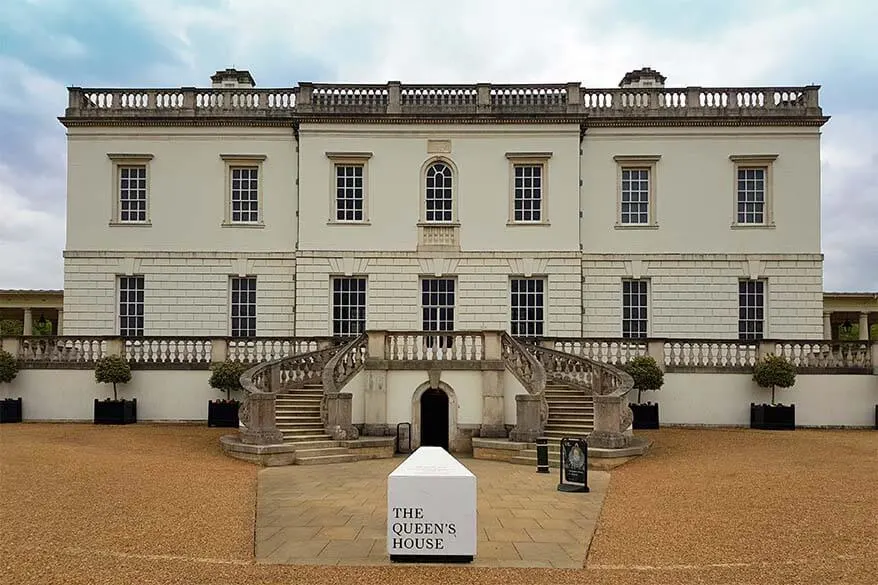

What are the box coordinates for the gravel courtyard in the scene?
[1,424,876,585]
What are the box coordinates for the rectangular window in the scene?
[737,167,766,224]
[118,166,148,222]
[621,168,650,224]
[119,276,144,337]
[230,166,259,223]
[334,164,364,222]
[510,278,545,337]
[422,278,455,348]
[738,280,765,340]
[513,165,542,222]
[231,277,257,337]
[332,277,366,336]
[622,279,648,339]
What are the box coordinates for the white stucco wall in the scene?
[580,126,822,254]
[66,126,297,252]
[0,369,229,421]
[582,255,823,338]
[297,124,582,253]
[382,370,485,426]
[295,253,581,336]
[655,373,877,427]
[63,252,295,335]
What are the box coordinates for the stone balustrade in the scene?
[61,83,824,123]
[383,331,486,362]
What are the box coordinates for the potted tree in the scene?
[0,349,22,423]
[623,355,664,429]
[751,353,796,430]
[94,355,136,424]
[207,360,248,427]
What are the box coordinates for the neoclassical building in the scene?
[59,67,828,342]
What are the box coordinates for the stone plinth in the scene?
[387,447,477,562]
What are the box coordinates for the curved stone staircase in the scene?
[275,383,359,465]
[510,380,595,467]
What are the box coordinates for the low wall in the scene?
[657,373,877,427]
[0,369,232,421]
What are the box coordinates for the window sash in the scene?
[118,166,147,222]
[621,168,650,224]
[738,280,765,340]
[736,167,766,224]
[335,164,364,221]
[510,278,545,337]
[622,279,648,339]
[332,277,367,336]
[513,165,542,222]
[421,278,455,347]
[119,276,145,337]
[231,277,257,337]
[425,163,453,223]
[230,166,259,223]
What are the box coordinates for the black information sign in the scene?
[557,437,589,493]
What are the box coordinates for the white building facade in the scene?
[59,68,828,341]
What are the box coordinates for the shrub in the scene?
[94,355,132,400]
[209,360,249,401]
[622,355,665,403]
[753,354,796,405]
[0,349,18,384]
[0,320,23,336]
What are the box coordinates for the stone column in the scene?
[240,392,284,445]
[210,338,228,363]
[871,341,878,376]
[23,308,33,336]
[479,370,506,437]
[859,312,870,341]
[588,394,630,449]
[363,369,388,436]
[509,394,541,443]
[325,392,358,440]
[56,309,64,335]
[823,312,832,340]
[647,339,666,371]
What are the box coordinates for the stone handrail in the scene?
[773,340,872,371]
[548,337,649,366]
[526,343,636,449]
[226,337,333,363]
[9,336,112,364]
[62,83,823,123]
[500,333,548,441]
[124,337,213,365]
[664,339,759,370]
[320,333,368,440]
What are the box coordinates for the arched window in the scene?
[425,161,454,223]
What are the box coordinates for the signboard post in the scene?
[387,446,477,563]
[557,437,589,493]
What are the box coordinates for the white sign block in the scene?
[387,447,477,560]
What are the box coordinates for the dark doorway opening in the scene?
[420,388,449,450]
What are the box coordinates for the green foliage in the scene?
[753,354,796,404]
[0,349,18,384]
[622,355,664,403]
[209,360,249,400]
[94,355,132,400]
[0,320,24,336]
[32,319,53,336]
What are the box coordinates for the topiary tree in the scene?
[0,349,19,385]
[209,360,249,401]
[622,355,665,403]
[753,353,796,405]
[94,355,132,400]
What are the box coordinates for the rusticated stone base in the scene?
[478,424,508,438]
[240,429,284,445]
[587,430,632,449]
[220,435,296,466]
[342,437,395,460]
[362,424,393,436]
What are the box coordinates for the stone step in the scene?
[275,406,321,414]
[276,414,322,422]
[279,392,324,399]
[282,432,333,442]
[547,417,595,426]
[510,455,561,468]
[295,446,349,457]
[295,454,358,465]
[285,439,339,449]
[275,399,322,406]
[543,430,592,439]
[276,422,324,430]
[545,395,592,402]
[302,383,324,389]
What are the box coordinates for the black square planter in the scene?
[0,398,22,423]
[631,402,659,429]
[208,400,240,428]
[94,399,137,425]
[750,403,795,430]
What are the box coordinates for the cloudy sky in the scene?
[1,0,876,291]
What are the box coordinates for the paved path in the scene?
[255,456,610,568]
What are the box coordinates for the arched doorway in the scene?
[420,388,449,450]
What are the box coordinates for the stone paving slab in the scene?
[255,455,610,568]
